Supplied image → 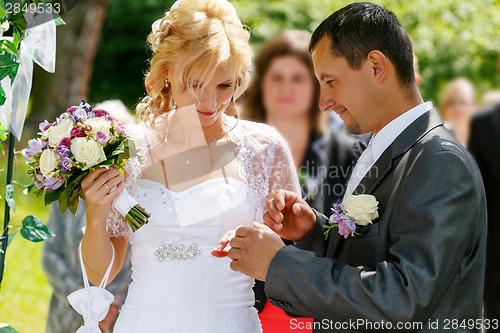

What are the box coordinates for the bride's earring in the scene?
[165,80,169,88]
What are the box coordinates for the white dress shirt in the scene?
[344,101,434,198]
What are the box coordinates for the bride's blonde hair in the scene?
[137,0,252,125]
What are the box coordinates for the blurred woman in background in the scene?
[243,29,364,332]
[438,77,478,146]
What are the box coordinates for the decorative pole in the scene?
[0,132,15,287]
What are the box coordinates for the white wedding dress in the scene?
[105,115,300,333]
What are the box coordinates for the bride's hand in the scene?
[81,166,125,228]
[211,229,236,258]
[263,190,316,242]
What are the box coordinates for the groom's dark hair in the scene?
[310,2,415,88]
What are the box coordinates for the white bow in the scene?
[67,241,116,333]
[0,9,57,139]
[67,286,114,333]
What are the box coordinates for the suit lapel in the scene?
[326,109,444,258]
[355,109,444,196]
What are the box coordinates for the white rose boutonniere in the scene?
[343,194,379,226]
[324,194,379,239]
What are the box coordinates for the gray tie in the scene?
[344,138,374,199]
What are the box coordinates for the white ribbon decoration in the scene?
[67,241,115,333]
[0,8,57,139]
[112,189,138,218]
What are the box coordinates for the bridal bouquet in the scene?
[324,195,379,239]
[24,101,150,232]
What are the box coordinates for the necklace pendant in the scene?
[186,158,190,165]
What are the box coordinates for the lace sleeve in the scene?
[105,158,138,238]
[231,118,300,224]
[266,128,301,196]
[105,124,154,238]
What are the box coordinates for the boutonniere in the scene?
[324,194,379,239]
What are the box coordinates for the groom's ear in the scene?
[366,50,388,85]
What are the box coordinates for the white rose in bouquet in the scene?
[39,149,60,177]
[85,117,112,135]
[71,138,107,169]
[47,118,73,147]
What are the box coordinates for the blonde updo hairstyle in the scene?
[137,0,252,125]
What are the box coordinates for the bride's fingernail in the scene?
[217,244,224,251]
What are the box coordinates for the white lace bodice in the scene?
[106,115,300,238]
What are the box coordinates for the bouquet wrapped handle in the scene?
[112,189,150,232]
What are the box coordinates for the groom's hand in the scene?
[263,190,316,242]
[212,222,285,281]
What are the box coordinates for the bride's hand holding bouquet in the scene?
[24,101,150,232]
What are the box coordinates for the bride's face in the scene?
[169,61,237,127]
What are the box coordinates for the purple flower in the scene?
[337,218,357,239]
[39,120,51,132]
[25,138,42,156]
[36,173,44,182]
[59,157,73,173]
[114,122,126,135]
[93,109,109,118]
[43,177,63,190]
[55,146,71,157]
[59,137,72,148]
[327,200,358,239]
[67,106,78,114]
[70,126,86,138]
[95,130,110,144]
[73,107,88,122]
[59,113,70,120]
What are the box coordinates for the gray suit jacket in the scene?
[265,109,487,332]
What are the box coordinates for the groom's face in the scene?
[311,37,377,134]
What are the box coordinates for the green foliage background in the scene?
[90,0,500,110]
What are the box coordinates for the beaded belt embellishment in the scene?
[154,244,202,262]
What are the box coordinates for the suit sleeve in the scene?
[293,209,330,257]
[265,150,486,325]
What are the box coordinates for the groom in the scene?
[215,2,487,332]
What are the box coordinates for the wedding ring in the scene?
[104,183,110,190]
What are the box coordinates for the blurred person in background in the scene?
[413,52,421,87]
[468,101,500,329]
[481,89,500,107]
[243,29,364,332]
[438,77,478,146]
[42,100,135,333]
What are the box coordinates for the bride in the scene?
[79,0,300,331]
